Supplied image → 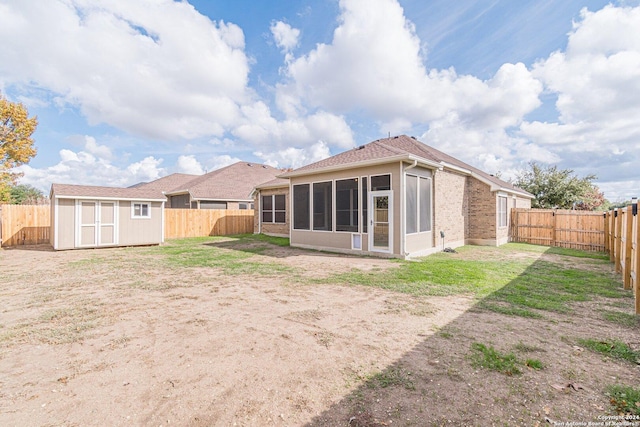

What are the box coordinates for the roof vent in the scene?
[356,145,365,150]
[411,136,417,140]
[262,165,267,168]
[247,163,252,167]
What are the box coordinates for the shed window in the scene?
[313,181,332,231]
[132,203,150,218]
[336,178,358,232]
[498,196,508,227]
[293,184,310,230]
[262,194,286,223]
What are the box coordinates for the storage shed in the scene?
[50,183,166,250]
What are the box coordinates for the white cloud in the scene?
[254,141,331,169]
[175,155,204,175]
[204,154,242,172]
[278,0,542,133]
[522,4,640,187]
[0,0,250,140]
[15,137,165,191]
[271,21,300,53]
[233,101,354,150]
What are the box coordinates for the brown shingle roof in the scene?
[50,183,166,200]
[167,161,282,201]
[283,135,532,197]
[254,177,289,190]
[133,173,198,192]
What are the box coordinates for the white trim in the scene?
[57,195,165,202]
[280,154,442,178]
[99,201,118,246]
[161,200,165,243]
[369,190,393,254]
[54,198,59,250]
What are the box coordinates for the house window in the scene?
[313,181,332,231]
[419,177,431,232]
[132,202,150,218]
[362,177,368,233]
[336,178,358,232]
[405,175,432,234]
[498,196,508,227]
[371,174,391,191]
[239,203,248,210]
[262,195,286,223]
[293,184,310,230]
[200,201,227,210]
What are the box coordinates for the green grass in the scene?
[151,235,295,276]
[319,244,626,318]
[606,384,640,415]
[366,365,415,390]
[470,342,522,376]
[602,310,639,328]
[577,338,640,364]
[525,359,544,370]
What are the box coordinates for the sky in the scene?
[1,0,639,202]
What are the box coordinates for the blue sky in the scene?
[1,0,639,201]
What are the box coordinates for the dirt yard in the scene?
[1,238,639,426]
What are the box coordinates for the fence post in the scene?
[624,206,633,290]
[614,209,622,272]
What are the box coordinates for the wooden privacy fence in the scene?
[605,205,640,314]
[163,209,254,239]
[510,208,605,251]
[0,204,50,246]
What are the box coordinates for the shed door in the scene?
[79,201,97,247]
[77,201,118,248]
[99,202,116,245]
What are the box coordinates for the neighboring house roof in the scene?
[281,135,533,198]
[131,173,198,192]
[165,161,282,201]
[50,183,166,201]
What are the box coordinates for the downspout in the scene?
[402,160,418,257]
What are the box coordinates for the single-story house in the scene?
[252,135,533,258]
[160,162,282,210]
[50,183,166,250]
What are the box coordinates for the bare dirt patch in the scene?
[1,240,638,426]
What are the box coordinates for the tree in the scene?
[1,94,38,202]
[513,162,605,210]
[9,183,46,205]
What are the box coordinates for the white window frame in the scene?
[498,195,508,228]
[405,174,432,235]
[132,202,151,219]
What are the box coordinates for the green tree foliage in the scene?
[513,162,606,210]
[1,94,38,202]
[9,183,46,205]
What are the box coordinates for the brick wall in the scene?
[467,178,496,242]
[253,187,290,236]
[433,169,468,246]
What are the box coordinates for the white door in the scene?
[99,202,116,245]
[78,201,97,247]
[369,191,393,253]
[77,201,118,247]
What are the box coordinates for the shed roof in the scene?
[282,135,532,197]
[166,161,282,201]
[50,183,166,201]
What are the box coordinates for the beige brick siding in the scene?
[467,178,496,242]
[432,169,468,247]
[254,187,290,236]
